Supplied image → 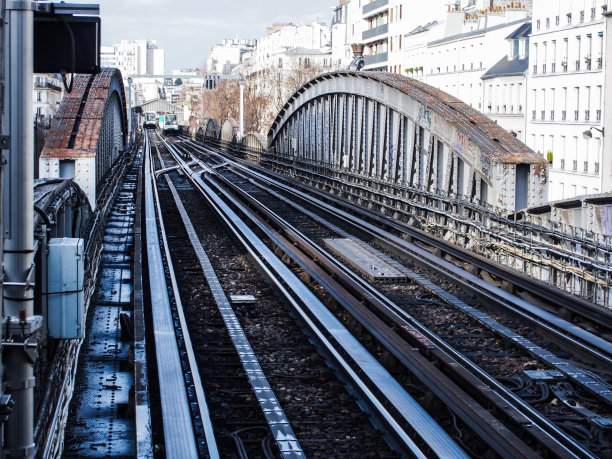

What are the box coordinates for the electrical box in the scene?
[47,238,85,339]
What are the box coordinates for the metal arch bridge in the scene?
[265,70,547,213]
[39,68,129,209]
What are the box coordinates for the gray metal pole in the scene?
[3,2,37,457]
[239,79,244,140]
[128,77,133,146]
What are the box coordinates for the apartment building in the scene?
[236,21,332,78]
[403,3,530,117]
[206,39,256,75]
[101,40,165,77]
[527,0,609,198]
[32,74,62,121]
[481,22,531,141]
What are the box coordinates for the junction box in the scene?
[46,238,85,339]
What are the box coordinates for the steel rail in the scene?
[194,150,608,454]
[144,132,218,458]
[160,135,469,459]
[182,140,612,364]
[156,136,304,458]
[198,162,593,459]
[183,137,612,329]
[167,139,549,458]
[169,139,602,457]
[221,164,612,376]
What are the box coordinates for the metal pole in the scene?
[239,79,244,140]
[128,77,133,147]
[3,2,38,458]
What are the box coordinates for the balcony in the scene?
[533,64,538,75]
[595,162,600,173]
[585,110,590,121]
[542,63,546,74]
[541,110,546,120]
[584,161,589,173]
[574,110,579,121]
[363,52,388,66]
[596,109,601,121]
[551,63,556,72]
[363,0,388,15]
[362,23,388,41]
[560,159,565,169]
[575,60,581,71]
[550,110,555,120]
[562,110,567,120]
[572,160,578,171]
[531,110,536,120]
[597,57,603,69]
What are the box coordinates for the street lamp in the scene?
[583,126,605,139]
[127,76,133,145]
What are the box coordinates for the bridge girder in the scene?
[39,68,128,209]
[268,71,548,212]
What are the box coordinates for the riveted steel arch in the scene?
[268,71,547,211]
[40,68,128,208]
[220,118,238,143]
[204,118,221,139]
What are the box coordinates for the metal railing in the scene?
[363,23,388,40]
[362,0,389,15]
[364,52,389,66]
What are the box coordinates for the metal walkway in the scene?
[62,155,145,457]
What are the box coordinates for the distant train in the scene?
[160,113,179,135]
[143,112,157,129]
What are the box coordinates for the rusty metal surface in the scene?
[40,68,127,160]
[269,70,545,166]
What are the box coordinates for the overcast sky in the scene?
[90,0,448,71]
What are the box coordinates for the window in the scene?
[36,91,41,101]
[399,4,402,19]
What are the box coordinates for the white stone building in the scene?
[403,4,530,111]
[32,74,62,122]
[101,39,165,77]
[241,21,332,75]
[206,39,256,75]
[526,0,609,199]
[481,22,531,142]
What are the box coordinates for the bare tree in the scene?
[203,80,240,123]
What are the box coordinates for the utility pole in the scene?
[2,1,39,458]
[239,79,244,139]
[128,77,133,146]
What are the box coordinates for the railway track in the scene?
[164,134,612,457]
[148,131,420,457]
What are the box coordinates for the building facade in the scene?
[402,3,530,135]
[481,23,531,142]
[206,39,256,75]
[526,0,609,199]
[32,74,62,121]
[101,39,165,77]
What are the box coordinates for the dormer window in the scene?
[512,39,519,59]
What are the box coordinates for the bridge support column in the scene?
[2,2,38,458]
